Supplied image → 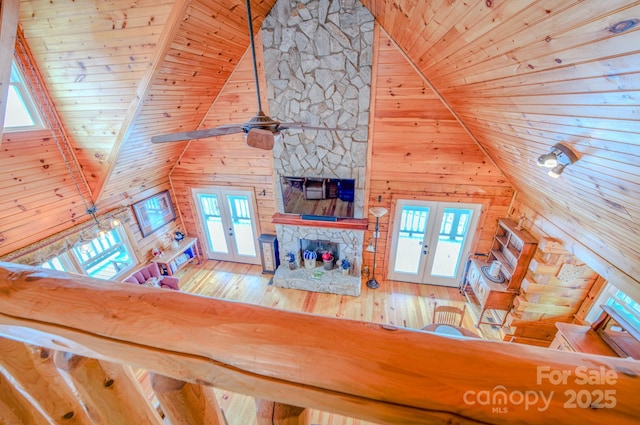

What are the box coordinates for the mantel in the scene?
[272,213,368,230]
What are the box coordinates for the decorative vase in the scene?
[303,250,317,269]
[323,259,334,270]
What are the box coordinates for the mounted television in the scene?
[279,176,355,219]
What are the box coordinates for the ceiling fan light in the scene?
[537,153,558,168]
[548,164,565,178]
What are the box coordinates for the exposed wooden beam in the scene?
[0,0,20,142]
[93,0,193,202]
[0,263,638,425]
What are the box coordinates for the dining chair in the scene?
[432,303,466,327]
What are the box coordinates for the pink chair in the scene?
[122,262,179,290]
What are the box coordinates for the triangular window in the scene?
[3,60,46,132]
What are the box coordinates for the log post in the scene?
[0,338,93,424]
[54,352,164,425]
[0,373,50,425]
[255,399,306,425]
[150,373,226,425]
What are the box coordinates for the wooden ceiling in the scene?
[7,0,640,288]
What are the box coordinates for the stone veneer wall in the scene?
[262,0,374,219]
[277,225,363,268]
[262,0,373,294]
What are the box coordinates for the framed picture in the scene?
[132,190,177,237]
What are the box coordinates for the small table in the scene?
[421,323,479,338]
[150,237,200,276]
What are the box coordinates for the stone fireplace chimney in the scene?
[261,0,374,295]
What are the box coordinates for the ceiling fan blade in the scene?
[151,124,244,144]
[246,128,275,150]
[278,123,344,132]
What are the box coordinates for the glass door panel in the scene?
[193,188,260,264]
[388,201,481,287]
[426,207,478,286]
[388,201,437,283]
[226,195,256,257]
[197,193,229,256]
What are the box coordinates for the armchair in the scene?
[122,262,179,290]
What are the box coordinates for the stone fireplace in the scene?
[273,225,364,296]
[262,0,373,295]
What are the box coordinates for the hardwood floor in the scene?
[156,259,503,425]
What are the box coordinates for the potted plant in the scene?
[286,252,296,270]
[340,258,351,276]
[322,251,334,270]
[303,250,317,269]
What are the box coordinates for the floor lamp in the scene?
[366,206,388,289]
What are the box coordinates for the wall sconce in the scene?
[366,206,388,289]
[537,143,578,178]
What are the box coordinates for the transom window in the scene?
[3,60,45,132]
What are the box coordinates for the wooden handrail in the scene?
[0,262,639,424]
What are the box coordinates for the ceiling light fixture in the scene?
[536,143,578,178]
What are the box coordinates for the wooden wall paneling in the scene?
[427,1,636,87]
[98,0,275,208]
[364,30,513,282]
[93,0,193,202]
[169,28,277,247]
[19,0,176,195]
[364,0,640,303]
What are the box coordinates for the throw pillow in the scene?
[142,277,159,287]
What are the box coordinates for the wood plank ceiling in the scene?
[9,0,640,288]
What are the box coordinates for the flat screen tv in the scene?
[280,176,355,219]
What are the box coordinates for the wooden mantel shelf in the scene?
[272,213,368,230]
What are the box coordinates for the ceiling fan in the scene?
[151,0,340,150]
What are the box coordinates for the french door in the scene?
[387,200,481,287]
[192,188,260,264]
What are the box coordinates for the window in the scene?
[73,227,135,280]
[40,255,69,272]
[38,226,136,280]
[3,60,45,132]
[585,283,640,333]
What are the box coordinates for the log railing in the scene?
[0,262,639,424]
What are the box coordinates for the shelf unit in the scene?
[150,237,200,276]
[461,218,537,327]
[488,218,538,291]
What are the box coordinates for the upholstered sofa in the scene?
[122,262,179,290]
